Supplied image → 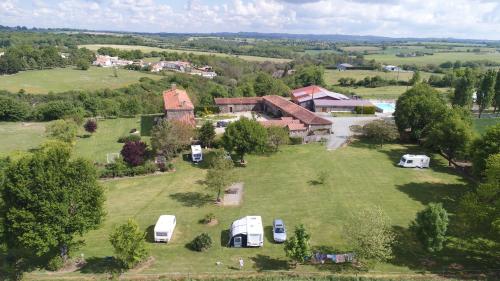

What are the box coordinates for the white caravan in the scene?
[398,154,430,168]
[229,216,264,247]
[191,145,203,163]
[154,215,176,243]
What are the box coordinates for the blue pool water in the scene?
[374,102,396,113]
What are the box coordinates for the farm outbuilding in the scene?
[314,99,378,113]
[163,84,195,126]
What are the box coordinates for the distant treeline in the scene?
[0,45,95,74]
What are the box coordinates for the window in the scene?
[156,232,168,236]
[407,160,413,164]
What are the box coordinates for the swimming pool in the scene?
[374,102,396,113]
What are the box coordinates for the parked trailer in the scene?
[154,215,176,242]
[229,216,264,247]
[191,145,203,163]
[398,154,430,168]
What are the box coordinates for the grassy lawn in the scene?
[73,118,142,163]
[0,122,46,157]
[25,138,470,279]
[325,69,435,85]
[79,44,292,63]
[0,67,161,94]
[472,117,500,135]
[365,52,500,66]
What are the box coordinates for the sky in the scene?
[1,0,500,40]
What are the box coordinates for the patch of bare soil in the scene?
[223,182,244,206]
[130,256,155,273]
[206,219,219,226]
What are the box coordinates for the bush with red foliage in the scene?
[84,119,98,134]
[120,141,147,167]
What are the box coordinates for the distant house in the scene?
[164,61,191,72]
[337,63,353,71]
[0,52,4,57]
[291,85,349,111]
[383,65,402,72]
[92,55,133,67]
[163,84,195,126]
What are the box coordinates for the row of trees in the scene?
[0,45,95,74]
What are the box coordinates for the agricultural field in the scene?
[338,46,382,53]
[0,67,161,94]
[16,130,469,278]
[365,52,500,66]
[79,44,292,63]
[336,84,451,100]
[324,69,435,85]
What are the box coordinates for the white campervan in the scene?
[398,154,430,168]
[229,216,264,247]
[154,215,176,243]
[191,145,203,163]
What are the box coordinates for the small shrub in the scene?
[202,213,216,224]
[84,119,98,134]
[354,106,376,115]
[121,141,147,167]
[167,163,174,171]
[289,136,303,145]
[118,134,141,143]
[317,170,329,185]
[189,233,212,252]
[46,255,64,271]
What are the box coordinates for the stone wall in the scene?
[218,103,262,114]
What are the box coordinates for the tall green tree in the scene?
[477,70,496,118]
[284,224,312,265]
[343,207,395,265]
[426,109,474,166]
[453,68,476,108]
[198,121,216,148]
[266,126,289,152]
[2,143,104,264]
[457,154,500,253]
[409,70,422,85]
[205,148,234,202]
[222,117,268,162]
[494,70,500,114]
[46,119,78,144]
[412,203,449,252]
[362,120,399,147]
[394,83,447,140]
[294,65,325,87]
[150,119,194,159]
[471,123,500,176]
[109,219,148,269]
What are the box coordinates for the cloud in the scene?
[0,0,499,39]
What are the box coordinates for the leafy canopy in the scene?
[109,219,148,269]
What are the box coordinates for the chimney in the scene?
[171,83,177,90]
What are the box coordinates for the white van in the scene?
[398,154,430,168]
[191,145,203,163]
[154,215,176,243]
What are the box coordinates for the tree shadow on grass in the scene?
[390,225,500,279]
[220,229,230,247]
[251,254,290,271]
[308,180,322,186]
[169,192,213,207]
[263,225,275,244]
[79,257,122,274]
[396,182,469,213]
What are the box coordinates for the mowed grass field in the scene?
[0,67,161,94]
[365,52,500,66]
[473,117,500,134]
[0,118,141,163]
[79,44,292,63]
[13,125,467,279]
[325,69,435,85]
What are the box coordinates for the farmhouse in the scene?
[215,95,332,135]
[383,65,402,72]
[163,84,195,126]
[92,55,133,67]
[337,63,353,71]
[260,117,307,137]
[291,85,349,111]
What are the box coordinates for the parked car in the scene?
[272,219,287,243]
[216,121,229,128]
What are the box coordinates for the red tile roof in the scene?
[291,85,349,102]
[260,117,306,131]
[163,88,194,111]
[262,95,332,126]
[214,97,262,105]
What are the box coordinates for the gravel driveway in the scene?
[325,116,380,150]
